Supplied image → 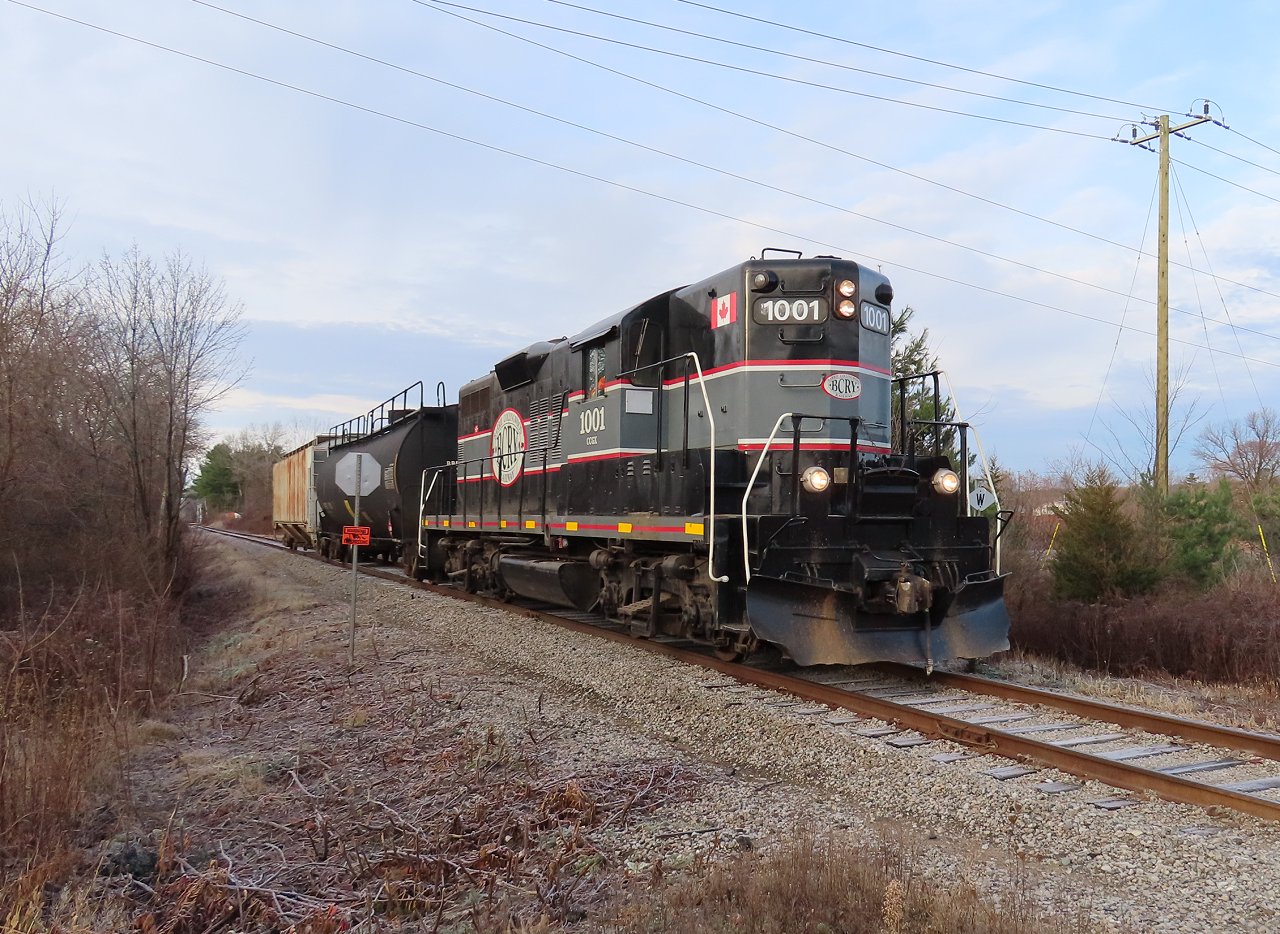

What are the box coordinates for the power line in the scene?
[1172,166,1267,411]
[669,0,1179,114]
[1187,135,1280,180]
[534,0,1128,122]
[1087,174,1158,446]
[423,1,1117,141]
[1172,156,1280,206]
[191,0,1280,345]
[417,0,1280,311]
[1225,124,1280,161]
[10,0,1279,372]
[1172,166,1227,411]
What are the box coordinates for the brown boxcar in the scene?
[272,436,331,549]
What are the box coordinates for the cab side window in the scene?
[583,344,608,399]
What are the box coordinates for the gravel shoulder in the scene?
[121,537,1280,932]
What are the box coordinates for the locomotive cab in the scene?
[701,254,1009,667]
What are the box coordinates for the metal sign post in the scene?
[334,451,379,666]
[350,455,360,665]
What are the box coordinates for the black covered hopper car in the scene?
[286,253,1011,667]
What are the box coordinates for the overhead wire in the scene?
[421,1,1118,140]
[9,0,1280,373]
[1172,166,1227,410]
[532,0,1129,122]
[1225,124,1280,161]
[184,0,1280,344]
[1187,135,1280,179]
[669,0,1180,113]
[1172,156,1280,206]
[1085,174,1157,446]
[1172,167,1267,412]
[416,0,1280,312]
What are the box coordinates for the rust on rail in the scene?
[882,662,1280,763]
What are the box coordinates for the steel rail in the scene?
[742,666,1280,823]
[202,527,286,548]
[201,526,1280,823]
[880,662,1280,763]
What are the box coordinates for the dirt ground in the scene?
[74,537,1280,932]
[101,540,772,931]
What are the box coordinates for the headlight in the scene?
[838,278,856,298]
[801,466,831,493]
[750,270,778,292]
[932,469,960,495]
[836,299,857,319]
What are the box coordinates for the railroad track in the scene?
[200,527,288,549]
[201,525,1280,823]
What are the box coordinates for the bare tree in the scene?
[85,246,245,585]
[1195,408,1280,494]
[1090,361,1205,485]
[226,423,290,529]
[0,198,78,506]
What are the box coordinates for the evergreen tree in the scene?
[191,443,239,512]
[1250,486,1280,572]
[890,306,958,459]
[1162,479,1240,588]
[1051,467,1160,602]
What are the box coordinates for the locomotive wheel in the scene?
[713,634,758,664]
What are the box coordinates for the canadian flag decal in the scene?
[711,292,737,329]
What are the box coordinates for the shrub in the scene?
[1050,468,1159,602]
[1161,479,1241,588]
[608,829,1095,934]
[1009,568,1280,683]
[1252,486,1280,573]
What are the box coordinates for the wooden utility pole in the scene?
[1127,106,1211,496]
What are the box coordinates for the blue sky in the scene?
[4,0,1279,476]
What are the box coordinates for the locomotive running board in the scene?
[745,574,1011,667]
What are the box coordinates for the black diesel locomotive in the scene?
[399,252,1011,667]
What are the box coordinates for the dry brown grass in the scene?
[1007,562,1280,686]
[0,542,241,925]
[606,829,1102,934]
[0,591,177,862]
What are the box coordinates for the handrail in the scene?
[416,468,442,566]
[617,349,724,583]
[328,381,426,444]
[941,370,1004,574]
[417,470,426,562]
[681,352,727,583]
[741,412,794,583]
[895,369,1004,574]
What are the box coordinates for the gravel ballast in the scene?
[166,538,1280,932]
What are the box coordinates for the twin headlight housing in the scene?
[835,278,857,319]
[802,466,959,496]
[750,271,859,316]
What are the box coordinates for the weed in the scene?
[1010,567,1280,683]
[606,829,1103,933]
